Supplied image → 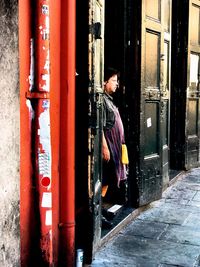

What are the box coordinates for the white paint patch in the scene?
[26,99,32,111]
[45,16,50,31]
[147,118,152,128]
[39,109,50,142]
[26,100,34,120]
[41,192,52,208]
[45,210,52,226]
[49,229,52,240]
[44,60,50,70]
[29,38,34,91]
[41,74,50,91]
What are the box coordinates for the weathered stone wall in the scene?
[0,0,20,266]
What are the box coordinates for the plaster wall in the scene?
[0,0,20,266]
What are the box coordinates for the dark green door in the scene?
[139,0,172,205]
[88,0,104,254]
[185,0,200,168]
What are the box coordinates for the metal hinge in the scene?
[89,22,102,39]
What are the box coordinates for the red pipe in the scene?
[33,0,53,264]
[49,0,61,265]
[59,0,76,265]
[20,0,75,264]
[19,0,33,265]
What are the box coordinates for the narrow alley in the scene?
[91,168,200,267]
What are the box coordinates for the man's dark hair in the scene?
[104,67,120,82]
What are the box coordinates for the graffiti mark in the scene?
[42,5,49,15]
[38,152,51,176]
[42,100,50,109]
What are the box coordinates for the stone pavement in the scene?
[90,168,200,267]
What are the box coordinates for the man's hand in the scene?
[102,132,110,161]
[102,145,110,161]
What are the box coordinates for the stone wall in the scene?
[0,0,20,266]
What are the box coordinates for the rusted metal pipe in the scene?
[49,0,61,265]
[33,0,53,264]
[59,0,76,265]
[19,0,33,265]
[20,0,75,265]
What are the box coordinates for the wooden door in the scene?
[88,0,104,255]
[139,0,171,205]
[185,0,200,168]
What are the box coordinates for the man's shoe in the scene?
[102,216,113,229]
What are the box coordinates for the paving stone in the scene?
[164,198,189,205]
[159,224,200,246]
[181,173,200,184]
[121,220,169,240]
[187,199,200,207]
[92,235,200,267]
[137,204,191,225]
[91,168,200,267]
[182,213,200,228]
[192,191,200,201]
[174,181,200,191]
[162,185,196,201]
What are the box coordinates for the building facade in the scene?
[0,0,199,266]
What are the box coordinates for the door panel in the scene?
[190,2,200,45]
[144,102,159,156]
[145,31,160,88]
[88,0,104,253]
[139,0,171,205]
[185,0,200,168]
[164,0,170,31]
[146,0,161,20]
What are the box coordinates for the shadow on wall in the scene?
[0,0,18,17]
[0,0,18,62]
[0,0,18,43]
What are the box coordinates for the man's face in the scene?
[104,74,119,94]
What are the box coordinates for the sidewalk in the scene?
[91,168,200,267]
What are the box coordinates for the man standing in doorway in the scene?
[102,67,128,228]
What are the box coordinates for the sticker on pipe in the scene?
[41,176,51,187]
[42,192,52,208]
[45,210,52,226]
[42,5,49,15]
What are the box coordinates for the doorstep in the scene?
[98,204,150,251]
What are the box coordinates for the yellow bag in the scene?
[121,144,129,164]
